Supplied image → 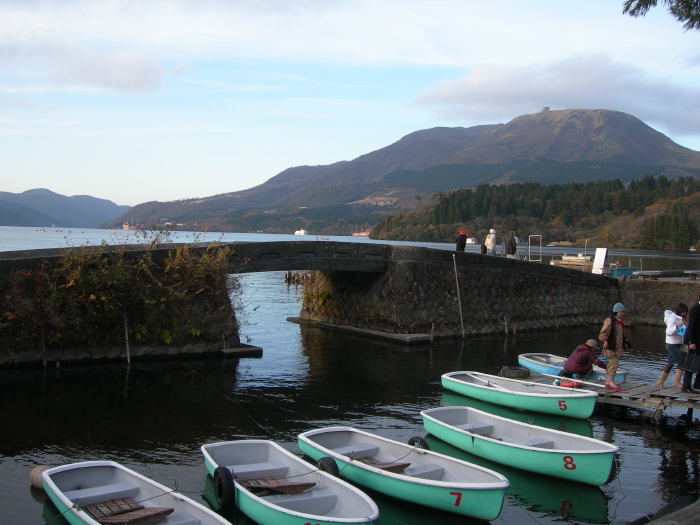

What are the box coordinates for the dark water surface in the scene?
[1,228,700,524]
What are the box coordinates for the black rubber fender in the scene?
[408,436,430,450]
[317,456,340,476]
[213,466,236,510]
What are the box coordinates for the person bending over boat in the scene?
[559,339,607,378]
[599,303,631,390]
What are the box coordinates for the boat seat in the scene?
[225,460,289,480]
[63,482,139,505]
[330,443,379,459]
[263,488,338,515]
[454,422,494,435]
[402,463,444,481]
[161,513,201,525]
[506,438,555,449]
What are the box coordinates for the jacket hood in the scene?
[664,310,681,322]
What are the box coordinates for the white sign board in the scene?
[592,248,608,274]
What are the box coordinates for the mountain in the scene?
[104,109,700,233]
[0,189,131,228]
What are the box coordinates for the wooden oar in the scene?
[536,372,626,392]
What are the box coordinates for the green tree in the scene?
[623,0,700,31]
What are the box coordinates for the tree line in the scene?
[372,176,700,250]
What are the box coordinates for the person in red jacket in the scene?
[560,339,608,378]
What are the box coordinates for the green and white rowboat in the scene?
[201,439,378,525]
[298,426,509,521]
[41,460,231,525]
[421,406,618,486]
[442,371,598,419]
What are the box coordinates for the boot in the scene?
[672,369,683,389]
[656,371,669,389]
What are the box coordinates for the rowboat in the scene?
[441,371,598,419]
[41,460,231,525]
[201,439,378,525]
[421,406,618,486]
[297,426,509,521]
[423,434,610,524]
[518,352,628,383]
[441,391,593,437]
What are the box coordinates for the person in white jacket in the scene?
[658,303,688,388]
[484,228,497,256]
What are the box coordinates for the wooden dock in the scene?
[527,373,700,421]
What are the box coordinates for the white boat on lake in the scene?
[201,439,378,525]
[441,371,598,419]
[41,460,231,525]
[421,406,618,486]
[298,426,509,521]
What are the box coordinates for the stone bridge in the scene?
[0,241,623,345]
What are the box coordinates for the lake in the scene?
[1,226,699,524]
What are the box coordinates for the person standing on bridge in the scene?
[505,231,517,259]
[455,230,467,252]
[681,295,700,394]
[599,302,631,390]
[484,228,497,256]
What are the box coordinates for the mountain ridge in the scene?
[103,108,700,233]
[0,189,130,228]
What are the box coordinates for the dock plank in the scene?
[525,373,700,414]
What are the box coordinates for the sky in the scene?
[1,1,700,207]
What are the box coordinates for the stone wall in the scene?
[300,246,621,338]
[620,279,700,326]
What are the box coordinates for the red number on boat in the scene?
[563,456,577,470]
[449,491,462,506]
[558,400,567,410]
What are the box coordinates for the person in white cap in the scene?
[484,228,497,256]
[599,302,631,389]
[560,339,608,378]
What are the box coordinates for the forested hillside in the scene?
[371,176,700,250]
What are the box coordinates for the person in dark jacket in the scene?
[455,230,467,252]
[560,339,607,378]
[505,231,517,259]
[681,295,700,394]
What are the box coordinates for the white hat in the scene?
[489,228,496,234]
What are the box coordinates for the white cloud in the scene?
[415,54,700,140]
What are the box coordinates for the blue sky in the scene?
[2,0,700,206]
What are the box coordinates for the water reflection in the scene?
[3,270,700,524]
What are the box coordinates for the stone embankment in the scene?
[297,250,700,343]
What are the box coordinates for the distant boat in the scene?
[294,229,308,235]
[352,230,370,237]
[122,222,139,231]
[465,237,478,244]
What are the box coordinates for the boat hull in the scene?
[298,427,508,521]
[422,407,617,486]
[201,440,378,525]
[442,371,597,419]
[518,353,628,383]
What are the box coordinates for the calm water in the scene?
[1,226,699,525]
